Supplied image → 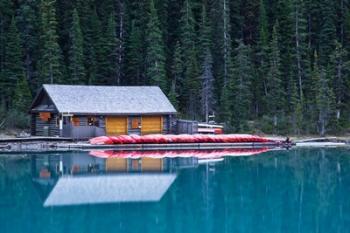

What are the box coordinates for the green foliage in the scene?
[145,0,167,91]
[69,9,85,84]
[1,17,23,107]
[0,0,349,134]
[179,0,200,119]
[266,24,285,131]
[12,77,32,113]
[231,40,253,131]
[315,66,335,136]
[200,49,214,122]
[168,41,183,109]
[125,20,143,85]
[5,109,30,129]
[39,0,63,84]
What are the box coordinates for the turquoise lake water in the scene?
[0,148,349,233]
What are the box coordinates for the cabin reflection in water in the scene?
[31,152,200,207]
[32,152,199,176]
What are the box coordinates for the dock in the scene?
[0,140,288,153]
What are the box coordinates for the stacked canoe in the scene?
[90,134,279,145]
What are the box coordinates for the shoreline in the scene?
[0,135,349,153]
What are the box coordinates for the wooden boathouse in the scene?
[30,84,177,139]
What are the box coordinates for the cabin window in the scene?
[39,112,51,122]
[131,117,141,129]
[88,117,99,126]
[72,117,80,126]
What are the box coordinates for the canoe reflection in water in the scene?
[89,148,270,159]
[31,148,270,207]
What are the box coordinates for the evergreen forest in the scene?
[0,0,350,136]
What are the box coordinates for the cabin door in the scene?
[141,116,162,135]
[105,116,127,135]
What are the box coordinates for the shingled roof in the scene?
[32,84,177,115]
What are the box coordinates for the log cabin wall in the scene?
[33,113,59,136]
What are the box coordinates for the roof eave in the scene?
[56,112,177,116]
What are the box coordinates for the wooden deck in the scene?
[0,137,291,152]
[0,137,73,143]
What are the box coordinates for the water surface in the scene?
[0,148,349,233]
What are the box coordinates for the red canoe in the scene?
[89,134,280,145]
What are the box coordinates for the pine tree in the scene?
[199,4,214,122]
[39,0,63,84]
[69,9,85,84]
[115,0,126,85]
[291,0,310,102]
[12,77,32,113]
[290,78,303,134]
[266,23,285,130]
[2,17,24,108]
[319,0,336,65]
[169,41,183,109]
[0,0,14,73]
[105,13,119,85]
[76,0,97,85]
[212,0,236,123]
[145,0,167,91]
[199,4,211,63]
[305,51,322,133]
[329,41,349,122]
[184,48,200,119]
[125,20,143,85]
[179,0,200,118]
[201,49,214,122]
[179,0,196,60]
[17,0,40,90]
[316,65,335,136]
[221,0,232,86]
[255,0,269,116]
[87,7,101,84]
[231,40,253,131]
[276,0,293,102]
[95,12,118,85]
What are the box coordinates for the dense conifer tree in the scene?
[12,77,32,113]
[266,24,285,130]
[2,17,23,108]
[0,0,348,134]
[179,0,200,118]
[255,0,269,116]
[68,9,85,84]
[330,41,349,123]
[104,13,119,85]
[39,0,63,84]
[231,40,253,131]
[169,41,183,109]
[316,66,335,136]
[17,0,40,90]
[145,0,167,91]
[201,49,214,122]
[125,20,143,85]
